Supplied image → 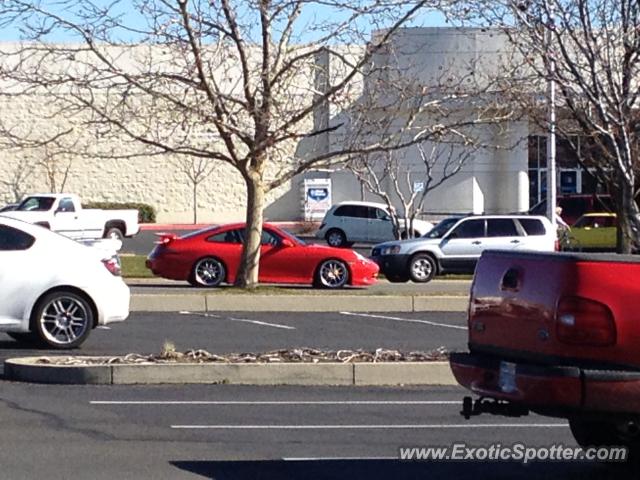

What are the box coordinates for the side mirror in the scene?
[281,238,294,248]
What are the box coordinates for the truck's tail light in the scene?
[556,296,616,346]
[102,255,122,276]
[554,239,560,251]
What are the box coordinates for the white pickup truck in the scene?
[1,194,140,241]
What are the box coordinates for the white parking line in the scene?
[340,312,467,330]
[171,423,566,430]
[179,311,295,330]
[90,400,462,405]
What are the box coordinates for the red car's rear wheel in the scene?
[190,257,226,287]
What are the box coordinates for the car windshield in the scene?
[423,217,461,239]
[17,196,56,212]
[278,228,305,245]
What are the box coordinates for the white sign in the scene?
[413,181,425,193]
[303,178,332,221]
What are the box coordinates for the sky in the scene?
[0,1,450,44]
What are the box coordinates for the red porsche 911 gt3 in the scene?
[146,223,379,288]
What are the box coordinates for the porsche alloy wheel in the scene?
[316,259,349,288]
[191,257,226,287]
[34,291,93,349]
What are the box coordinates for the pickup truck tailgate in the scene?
[469,250,640,369]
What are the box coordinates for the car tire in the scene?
[190,257,226,287]
[386,274,410,283]
[32,290,94,349]
[104,227,124,242]
[314,259,350,289]
[409,253,437,283]
[569,417,640,460]
[325,229,347,248]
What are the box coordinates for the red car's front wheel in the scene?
[314,259,349,289]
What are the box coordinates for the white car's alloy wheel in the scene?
[36,292,92,348]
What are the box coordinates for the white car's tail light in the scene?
[102,255,122,276]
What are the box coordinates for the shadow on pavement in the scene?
[170,459,632,480]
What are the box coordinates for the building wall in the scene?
[0,29,530,223]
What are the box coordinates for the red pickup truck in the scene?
[450,250,640,453]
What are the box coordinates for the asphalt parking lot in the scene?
[0,311,467,364]
[0,382,628,479]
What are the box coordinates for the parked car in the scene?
[562,212,617,251]
[0,203,17,213]
[0,216,129,348]
[529,193,613,225]
[146,223,379,288]
[371,215,556,283]
[316,201,434,247]
[1,193,140,242]
[450,249,640,456]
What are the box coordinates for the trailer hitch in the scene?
[461,396,529,420]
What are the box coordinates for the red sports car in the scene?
[146,223,379,288]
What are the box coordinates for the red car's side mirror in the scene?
[281,238,294,248]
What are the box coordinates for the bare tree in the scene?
[39,143,74,193]
[348,142,475,238]
[344,40,517,238]
[1,0,447,287]
[452,0,640,252]
[0,156,36,202]
[174,156,217,224]
[0,121,74,200]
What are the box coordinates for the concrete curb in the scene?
[130,294,469,312]
[4,357,457,386]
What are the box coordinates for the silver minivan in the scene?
[316,201,434,247]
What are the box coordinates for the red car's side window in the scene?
[207,230,241,243]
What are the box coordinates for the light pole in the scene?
[545,10,557,228]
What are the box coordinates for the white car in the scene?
[316,201,434,247]
[0,217,130,349]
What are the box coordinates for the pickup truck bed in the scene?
[450,250,640,452]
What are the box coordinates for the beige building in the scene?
[0,28,579,223]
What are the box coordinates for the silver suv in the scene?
[371,215,556,283]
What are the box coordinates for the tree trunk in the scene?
[235,174,266,289]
